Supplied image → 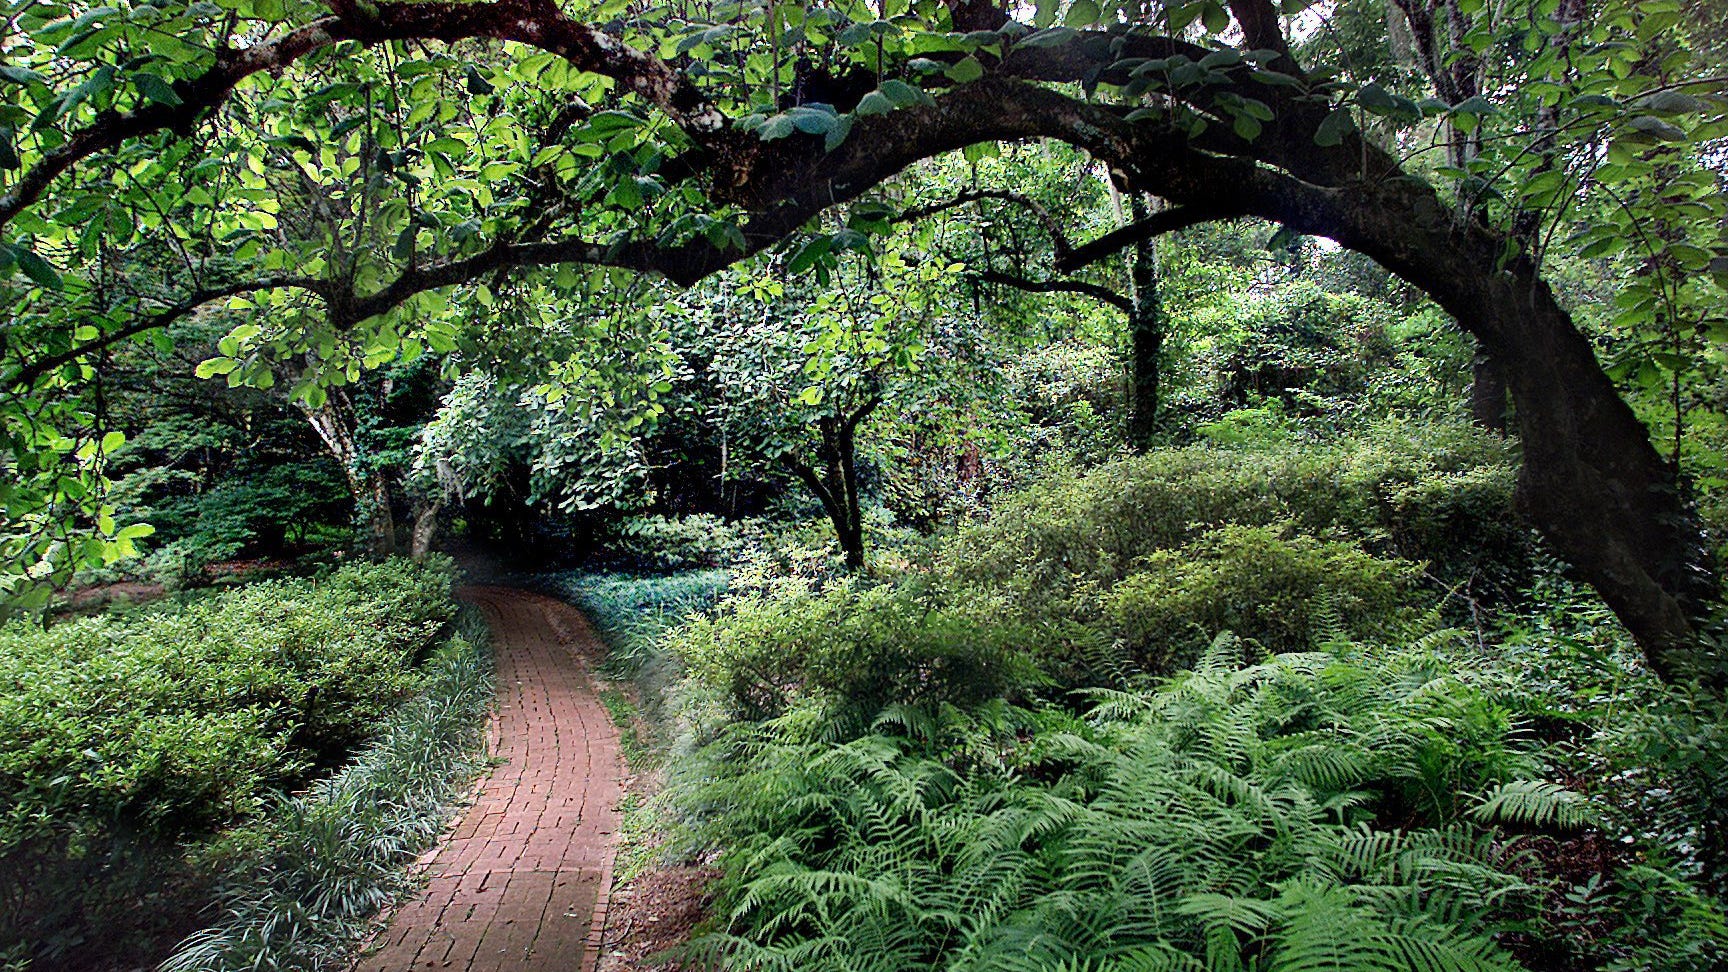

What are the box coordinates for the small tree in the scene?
[674,246,995,569]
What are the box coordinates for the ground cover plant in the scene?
[0,559,462,968]
[675,636,1728,972]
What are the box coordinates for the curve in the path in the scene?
[354,586,624,972]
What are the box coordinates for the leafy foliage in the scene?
[678,645,1561,972]
[159,610,493,972]
[0,558,454,964]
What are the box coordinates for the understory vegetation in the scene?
[160,607,494,972]
[0,559,490,969]
[565,423,1728,972]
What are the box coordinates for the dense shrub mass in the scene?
[0,559,456,964]
[945,423,1531,612]
[0,559,452,850]
[674,583,1046,728]
[633,425,1728,972]
[672,426,1515,714]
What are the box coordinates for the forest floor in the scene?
[350,586,624,972]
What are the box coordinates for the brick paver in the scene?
[353,587,623,972]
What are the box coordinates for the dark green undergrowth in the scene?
[673,636,1727,972]
[536,569,730,743]
[634,422,1727,971]
[0,558,458,968]
[535,569,730,678]
[159,606,494,972]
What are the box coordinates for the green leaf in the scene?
[824,114,854,152]
[946,56,985,84]
[789,106,837,134]
[1636,90,1700,116]
[1065,0,1101,27]
[0,65,45,85]
[878,79,933,108]
[1357,83,1398,114]
[1313,109,1354,147]
[1201,1,1230,32]
[134,73,182,107]
[14,246,60,289]
[194,357,240,378]
[465,66,495,95]
[1627,115,1687,141]
[788,236,832,274]
[854,90,896,116]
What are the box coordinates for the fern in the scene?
[1470,780,1597,830]
[676,645,1576,972]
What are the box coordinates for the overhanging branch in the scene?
[976,269,1133,315]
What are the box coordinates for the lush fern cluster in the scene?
[674,640,1694,972]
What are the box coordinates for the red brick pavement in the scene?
[352,586,624,972]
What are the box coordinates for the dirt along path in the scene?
[353,586,625,972]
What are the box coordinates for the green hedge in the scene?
[0,558,455,965]
[0,559,452,851]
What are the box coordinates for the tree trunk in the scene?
[1125,194,1164,451]
[1468,349,1508,433]
[409,496,443,562]
[1327,180,1718,686]
[784,399,878,573]
[299,387,397,559]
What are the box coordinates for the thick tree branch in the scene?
[1227,0,1292,57]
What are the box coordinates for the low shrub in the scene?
[672,582,1046,728]
[593,514,753,572]
[0,558,454,965]
[159,609,494,972]
[1102,523,1421,669]
[943,420,1531,616]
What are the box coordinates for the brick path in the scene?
[353,586,623,972]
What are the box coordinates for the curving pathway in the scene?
[353,586,624,972]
